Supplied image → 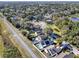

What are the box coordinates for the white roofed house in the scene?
[33,36,42,44]
[32,21,47,30]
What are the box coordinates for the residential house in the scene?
[33,36,42,44]
[61,41,73,51]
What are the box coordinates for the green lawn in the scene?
[68,13,79,18]
[0,36,4,57]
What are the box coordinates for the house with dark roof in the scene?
[52,47,62,54]
[61,41,73,51]
[47,49,57,57]
[44,45,62,57]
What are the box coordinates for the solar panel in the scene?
[47,49,56,57]
[50,48,56,54]
[53,48,62,54]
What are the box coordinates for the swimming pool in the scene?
[70,17,79,21]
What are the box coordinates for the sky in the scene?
[0,0,79,1]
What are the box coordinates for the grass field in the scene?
[68,13,79,18]
[0,19,22,58]
[0,36,4,57]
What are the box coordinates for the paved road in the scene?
[3,17,37,58]
[3,16,78,58]
[72,46,79,55]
